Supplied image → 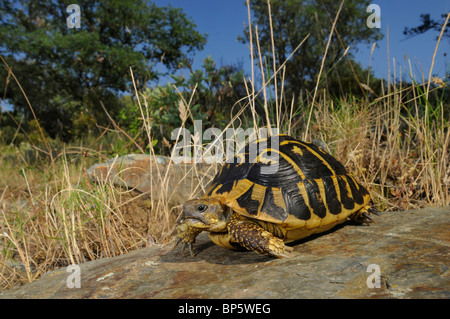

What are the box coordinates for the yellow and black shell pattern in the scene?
[204,134,372,237]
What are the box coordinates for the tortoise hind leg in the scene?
[227,213,293,258]
[350,205,380,225]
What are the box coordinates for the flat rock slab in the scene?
[1,207,449,299]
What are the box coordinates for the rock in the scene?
[86,154,215,205]
[1,206,449,299]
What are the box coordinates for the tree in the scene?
[118,56,249,155]
[0,0,206,141]
[403,13,450,40]
[239,0,383,98]
[403,13,449,121]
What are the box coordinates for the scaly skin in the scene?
[174,198,293,258]
[227,213,293,258]
[173,217,206,257]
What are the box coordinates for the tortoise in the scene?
[174,134,378,258]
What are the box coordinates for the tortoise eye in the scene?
[196,204,208,212]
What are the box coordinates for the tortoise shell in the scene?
[203,134,372,241]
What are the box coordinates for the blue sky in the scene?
[1,1,448,112]
[155,0,449,83]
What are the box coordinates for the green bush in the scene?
[118,56,248,155]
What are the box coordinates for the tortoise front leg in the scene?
[227,213,293,258]
[173,222,202,257]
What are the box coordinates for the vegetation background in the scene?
[0,0,448,289]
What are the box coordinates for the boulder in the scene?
[86,154,215,205]
[1,206,448,299]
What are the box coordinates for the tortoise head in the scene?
[181,198,229,231]
[175,198,229,243]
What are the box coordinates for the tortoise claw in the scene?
[172,238,182,251]
[351,206,379,225]
[179,242,196,257]
[181,242,187,256]
[269,245,294,258]
[171,238,196,257]
[188,243,195,257]
[368,206,380,216]
[361,212,376,224]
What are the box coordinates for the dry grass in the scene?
[0,147,163,288]
[1,3,448,290]
[312,92,449,211]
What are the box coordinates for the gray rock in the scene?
[86,154,215,205]
[1,206,449,299]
